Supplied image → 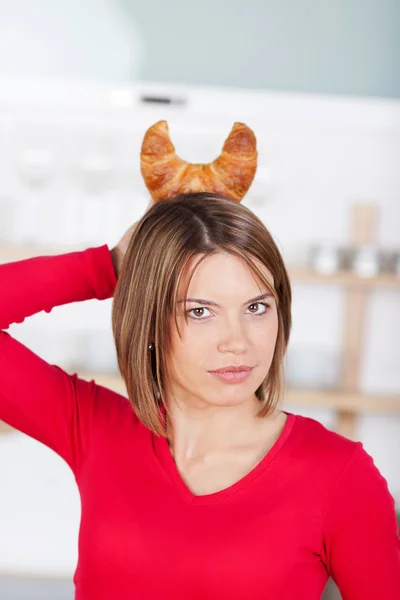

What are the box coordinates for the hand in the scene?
[111,197,156,277]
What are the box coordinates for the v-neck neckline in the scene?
[153,404,296,506]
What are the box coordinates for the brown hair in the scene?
[112,193,292,437]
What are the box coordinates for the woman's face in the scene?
[165,252,279,410]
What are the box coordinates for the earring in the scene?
[148,343,154,350]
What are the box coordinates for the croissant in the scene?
[140,120,257,202]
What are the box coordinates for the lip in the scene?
[209,368,253,384]
[209,365,253,373]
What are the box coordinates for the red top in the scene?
[1,245,400,600]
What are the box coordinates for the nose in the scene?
[217,318,249,354]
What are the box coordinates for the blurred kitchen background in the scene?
[0,1,399,599]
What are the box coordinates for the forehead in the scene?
[179,252,274,292]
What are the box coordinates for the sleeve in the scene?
[321,441,400,599]
[0,244,126,474]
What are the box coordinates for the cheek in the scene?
[168,347,208,391]
[254,311,279,340]
[169,330,208,373]
[174,322,214,352]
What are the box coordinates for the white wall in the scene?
[0,0,144,81]
[0,0,398,98]
[122,0,400,98]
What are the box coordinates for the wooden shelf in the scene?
[2,243,400,288]
[85,373,400,414]
[289,268,400,289]
[0,243,70,262]
[1,371,399,435]
[1,355,399,437]
[285,388,400,414]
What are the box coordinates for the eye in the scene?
[187,307,212,320]
[247,302,270,316]
[187,302,270,320]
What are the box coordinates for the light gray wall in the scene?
[122,0,399,99]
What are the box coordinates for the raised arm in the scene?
[0,244,125,474]
[0,245,117,330]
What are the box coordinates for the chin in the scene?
[207,393,256,408]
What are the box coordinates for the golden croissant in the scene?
[140,120,257,202]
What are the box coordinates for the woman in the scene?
[1,192,399,599]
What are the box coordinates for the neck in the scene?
[163,396,271,462]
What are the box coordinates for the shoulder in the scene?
[289,411,359,458]
[286,411,364,483]
[285,412,393,518]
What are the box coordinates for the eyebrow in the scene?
[177,292,274,308]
